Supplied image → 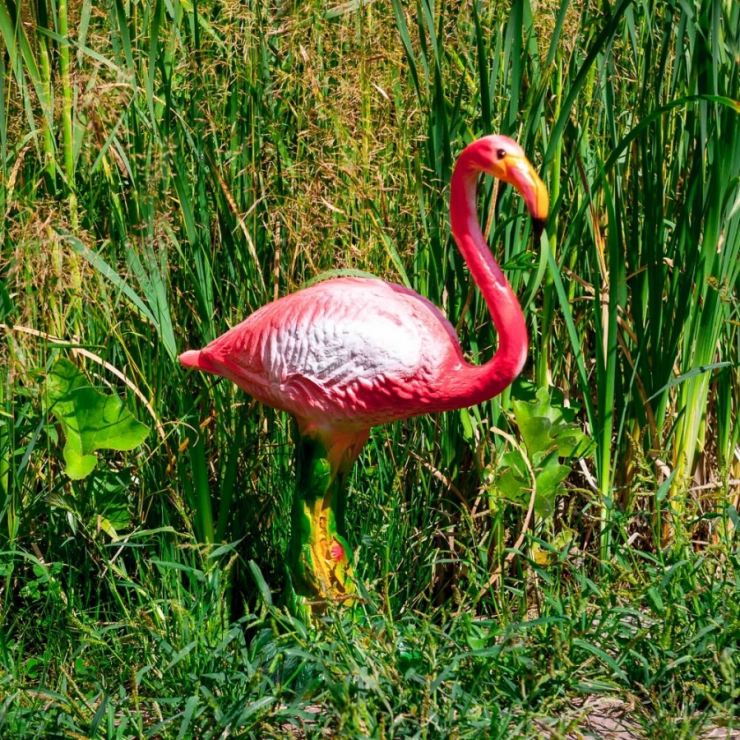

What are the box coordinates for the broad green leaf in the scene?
[492,381,593,520]
[494,466,529,504]
[512,384,590,460]
[45,359,149,480]
[534,460,571,517]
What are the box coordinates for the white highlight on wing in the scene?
[264,312,424,389]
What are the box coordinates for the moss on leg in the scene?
[287,424,368,614]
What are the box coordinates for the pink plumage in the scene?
[180,135,548,437]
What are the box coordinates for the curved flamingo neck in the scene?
[443,146,528,407]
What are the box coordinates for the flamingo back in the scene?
[181,277,465,429]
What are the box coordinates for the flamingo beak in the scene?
[505,155,549,237]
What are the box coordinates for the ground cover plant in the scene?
[1,0,738,736]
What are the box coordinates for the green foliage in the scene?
[19,561,62,602]
[1,530,738,736]
[493,381,591,517]
[44,358,149,480]
[0,0,738,734]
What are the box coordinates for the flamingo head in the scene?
[471,135,549,230]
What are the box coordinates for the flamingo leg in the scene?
[287,424,368,613]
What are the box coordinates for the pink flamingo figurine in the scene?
[180,135,548,611]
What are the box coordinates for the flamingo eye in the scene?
[496,149,507,160]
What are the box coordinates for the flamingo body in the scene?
[180,268,532,434]
[180,276,468,430]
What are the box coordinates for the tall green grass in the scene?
[1,0,738,734]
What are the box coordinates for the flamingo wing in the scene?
[184,277,465,428]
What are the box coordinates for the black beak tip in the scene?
[532,217,546,243]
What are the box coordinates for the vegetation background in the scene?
[1,0,738,736]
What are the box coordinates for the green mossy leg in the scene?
[287,431,358,614]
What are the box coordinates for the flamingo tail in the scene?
[179,349,205,369]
